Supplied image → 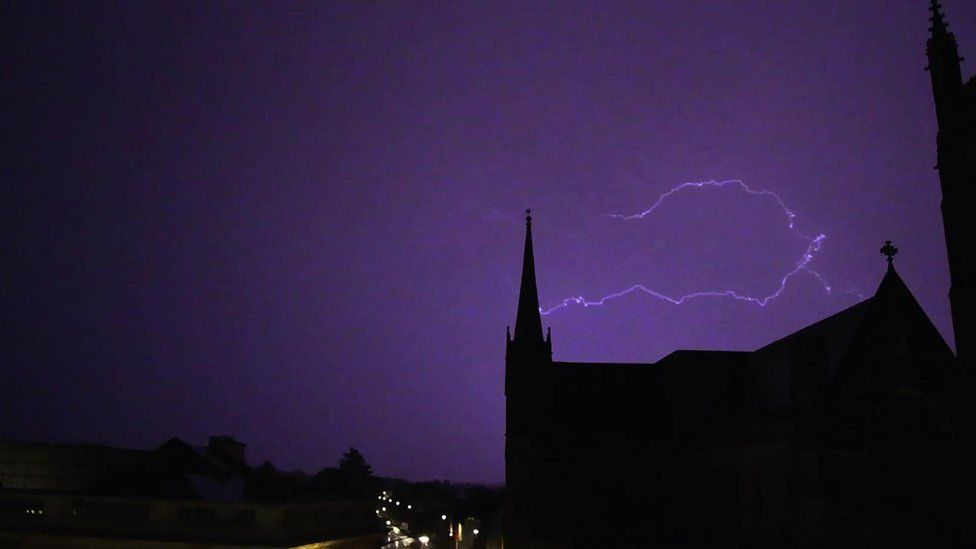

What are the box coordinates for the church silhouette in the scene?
[504,2,976,547]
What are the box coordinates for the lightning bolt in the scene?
[540,179,851,316]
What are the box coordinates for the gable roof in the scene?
[757,264,954,373]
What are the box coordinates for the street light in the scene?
[441,514,447,520]
[473,529,480,536]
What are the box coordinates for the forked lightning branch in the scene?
[541,179,838,316]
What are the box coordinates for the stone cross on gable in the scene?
[880,240,899,264]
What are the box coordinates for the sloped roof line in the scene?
[757,265,952,361]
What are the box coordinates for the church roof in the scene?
[757,262,953,371]
[546,260,955,445]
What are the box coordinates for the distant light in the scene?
[441,514,447,520]
[473,529,480,535]
[386,520,392,526]
[418,535,430,544]
[382,507,386,511]
[407,504,412,509]
[396,501,400,505]
[38,510,43,515]
[378,495,383,500]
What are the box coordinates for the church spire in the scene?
[929,0,949,37]
[926,0,964,129]
[513,209,544,344]
[925,1,975,363]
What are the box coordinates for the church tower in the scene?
[504,210,551,547]
[927,0,976,362]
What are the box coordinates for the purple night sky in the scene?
[2,1,974,483]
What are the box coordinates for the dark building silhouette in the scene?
[928,0,976,364]
[505,3,976,547]
[0,436,383,547]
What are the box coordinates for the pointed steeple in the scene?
[929,0,949,37]
[513,209,544,344]
[927,0,962,68]
[925,0,975,362]
[926,0,964,128]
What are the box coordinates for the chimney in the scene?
[208,435,246,463]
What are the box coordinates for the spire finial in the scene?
[880,240,899,266]
[525,208,532,226]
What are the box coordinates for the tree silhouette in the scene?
[337,447,375,498]
[339,447,373,479]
